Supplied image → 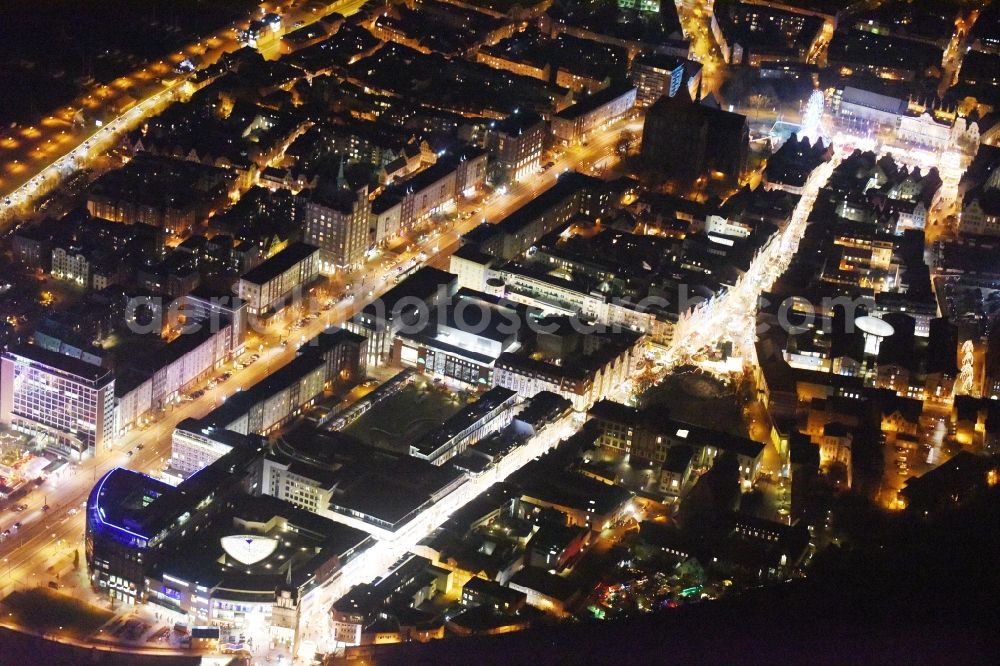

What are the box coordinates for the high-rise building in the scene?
[1,345,116,456]
[300,178,371,275]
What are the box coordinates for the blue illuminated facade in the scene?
[85,431,264,603]
[86,468,169,601]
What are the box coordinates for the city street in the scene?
[0,113,637,649]
[0,0,367,233]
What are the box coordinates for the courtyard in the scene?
[343,378,466,453]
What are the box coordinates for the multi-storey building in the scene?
[960,166,1000,237]
[484,111,547,185]
[237,242,320,316]
[50,245,92,287]
[1,345,116,456]
[588,400,765,488]
[300,181,371,275]
[85,155,236,237]
[461,171,611,262]
[167,421,251,482]
[191,327,367,439]
[630,54,699,107]
[391,288,533,388]
[493,326,640,412]
[711,0,824,66]
[408,386,518,465]
[550,83,636,146]
[370,147,488,246]
[348,267,457,368]
[113,316,239,436]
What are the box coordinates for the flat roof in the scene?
[452,242,496,266]
[840,86,907,115]
[515,468,633,517]
[491,110,545,136]
[409,386,516,458]
[4,344,112,384]
[202,352,327,429]
[88,467,176,541]
[240,242,319,286]
[509,566,579,601]
[555,82,635,121]
[155,494,370,591]
[358,266,456,324]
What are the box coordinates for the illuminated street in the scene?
[1,0,998,662]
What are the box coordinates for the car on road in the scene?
[13,522,22,530]
[67,508,79,517]
[137,443,144,450]
[12,504,27,512]
[126,450,134,457]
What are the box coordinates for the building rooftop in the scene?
[490,110,546,136]
[88,468,176,542]
[155,494,371,594]
[452,242,496,266]
[4,344,113,384]
[840,86,907,115]
[509,566,579,602]
[239,242,319,286]
[409,386,517,459]
[633,52,686,72]
[357,266,456,326]
[713,0,824,58]
[201,352,326,430]
[372,146,487,214]
[513,467,633,518]
[554,82,636,121]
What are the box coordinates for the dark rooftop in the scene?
[239,241,319,285]
[554,82,636,121]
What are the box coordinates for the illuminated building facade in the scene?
[0,345,115,456]
[237,242,321,317]
[484,111,547,185]
[85,437,264,603]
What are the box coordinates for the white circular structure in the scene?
[856,316,894,355]
[221,535,278,565]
